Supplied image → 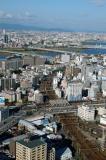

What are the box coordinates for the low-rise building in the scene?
[56,147,72,160]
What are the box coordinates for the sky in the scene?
[0,0,106,32]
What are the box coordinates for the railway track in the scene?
[58,114,106,160]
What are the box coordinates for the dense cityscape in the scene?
[1,0,106,160]
[0,29,105,160]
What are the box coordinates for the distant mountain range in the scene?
[0,22,103,33]
[0,22,73,32]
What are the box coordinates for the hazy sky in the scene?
[0,0,106,31]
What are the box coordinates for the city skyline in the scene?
[0,0,106,32]
[0,2,106,159]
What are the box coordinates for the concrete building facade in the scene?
[16,138,47,160]
[78,105,95,121]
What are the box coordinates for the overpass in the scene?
[29,45,106,53]
[1,99,105,136]
[0,111,25,135]
[28,47,72,54]
[1,100,106,136]
[40,106,77,115]
[0,48,73,57]
[1,45,106,57]
[0,105,77,136]
[0,116,21,135]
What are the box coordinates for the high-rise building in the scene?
[0,78,16,91]
[16,138,47,160]
[4,34,8,43]
[102,78,106,96]
[34,56,46,66]
[0,58,23,70]
[66,81,83,101]
[23,55,46,66]
[23,55,35,66]
[6,58,23,70]
[0,107,9,122]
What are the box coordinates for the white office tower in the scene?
[53,77,58,90]
[57,71,63,79]
[66,81,83,101]
[75,56,83,65]
[88,84,99,100]
[34,90,43,104]
[12,73,17,79]
[55,88,62,98]
[102,77,106,96]
[16,88,21,102]
[3,29,6,35]
[61,53,70,63]
[102,68,106,96]
[78,105,95,121]
[43,68,48,76]
[103,56,106,66]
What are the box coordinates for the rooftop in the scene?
[17,138,46,149]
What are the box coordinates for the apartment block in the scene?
[16,138,47,160]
